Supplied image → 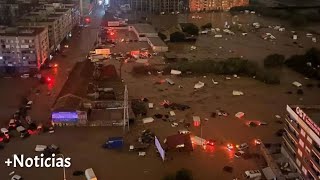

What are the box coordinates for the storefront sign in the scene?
[295,107,320,136]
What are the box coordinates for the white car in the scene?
[35,145,47,152]
[244,170,261,179]
[11,175,22,180]
[178,130,191,134]
[20,74,29,78]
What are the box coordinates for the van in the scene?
[244,170,261,179]
[85,168,97,180]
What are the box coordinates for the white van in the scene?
[244,170,261,179]
[85,168,97,180]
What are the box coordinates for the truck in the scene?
[104,137,124,149]
[85,168,97,180]
[191,136,206,146]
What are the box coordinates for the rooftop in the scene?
[0,26,46,36]
[133,24,157,34]
[290,105,320,127]
[147,37,167,47]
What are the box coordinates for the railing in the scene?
[284,126,298,143]
[284,115,300,133]
[282,136,297,155]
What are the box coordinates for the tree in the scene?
[176,168,193,180]
[170,32,186,42]
[158,32,167,41]
[181,23,199,35]
[201,23,212,30]
[263,54,285,68]
[290,15,307,26]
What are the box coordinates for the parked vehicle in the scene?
[1,128,9,138]
[8,119,17,130]
[244,170,261,179]
[178,130,191,134]
[237,143,249,151]
[85,168,97,180]
[235,150,245,158]
[35,145,47,152]
[16,126,29,138]
[11,174,23,180]
[103,137,124,149]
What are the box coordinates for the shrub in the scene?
[255,70,280,84]
[170,32,186,42]
[158,32,167,41]
[163,174,176,180]
[201,23,212,30]
[132,65,159,75]
[264,54,285,68]
[290,15,307,26]
[180,23,199,36]
[131,99,147,117]
[176,168,193,180]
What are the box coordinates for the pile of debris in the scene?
[168,103,190,111]
[138,129,155,144]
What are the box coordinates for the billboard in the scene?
[95,48,110,55]
[52,111,78,123]
[155,136,165,161]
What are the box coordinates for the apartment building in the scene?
[17,6,72,52]
[128,0,187,13]
[0,26,49,72]
[40,3,80,28]
[282,105,320,180]
[189,0,249,12]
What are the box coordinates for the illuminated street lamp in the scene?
[56,154,66,180]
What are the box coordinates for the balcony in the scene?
[283,134,297,153]
[284,115,300,133]
[282,142,297,160]
[307,161,320,180]
[309,154,320,172]
[312,145,320,159]
[284,125,299,143]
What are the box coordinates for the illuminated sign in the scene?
[295,107,320,136]
[52,112,78,122]
[155,136,165,161]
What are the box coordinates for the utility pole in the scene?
[123,85,129,133]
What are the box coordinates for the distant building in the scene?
[127,0,187,14]
[282,105,320,180]
[0,26,49,73]
[17,6,73,52]
[0,0,36,25]
[189,0,249,12]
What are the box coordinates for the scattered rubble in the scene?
[232,90,244,96]
[194,81,205,89]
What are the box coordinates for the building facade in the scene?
[17,6,73,52]
[282,105,320,180]
[127,0,187,14]
[189,0,249,12]
[0,26,49,72]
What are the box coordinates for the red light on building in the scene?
[85,17,91,23]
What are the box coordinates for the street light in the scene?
[56,154,66,180]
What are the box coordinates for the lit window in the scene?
[298,149,302,157]
[301,129,306,137]
[305,146,310,154]
[299,139,304,148]
[307,136,313,144]
[0,56,2,60]
[301,166,307,175]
